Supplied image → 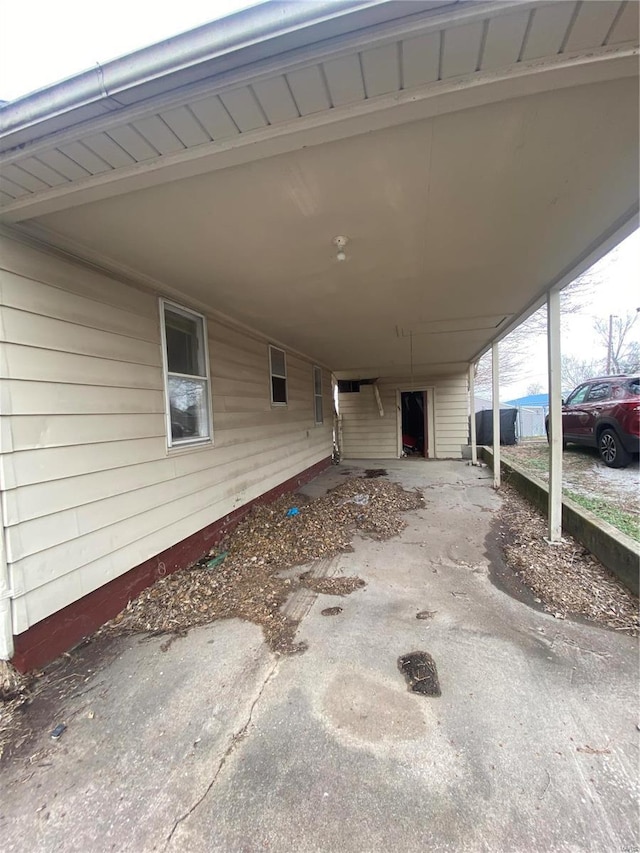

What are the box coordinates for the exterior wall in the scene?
[339,375,468,459]
[0,234,333,640]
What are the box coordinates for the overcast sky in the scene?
[1,0,637,399]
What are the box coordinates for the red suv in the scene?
[547,375,640,468]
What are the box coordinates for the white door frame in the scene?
[396,387,435,459]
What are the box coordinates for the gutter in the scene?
[0,0,426,143]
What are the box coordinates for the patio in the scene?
[1,460,637,852]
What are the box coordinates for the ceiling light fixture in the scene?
[333,235,349,262]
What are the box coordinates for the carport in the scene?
[0,0,638,664]
[0,458,637,852]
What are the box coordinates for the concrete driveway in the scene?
[1,460,637,852]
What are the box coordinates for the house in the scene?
[0,0,638,671]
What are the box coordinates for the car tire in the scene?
[598,428,632,468]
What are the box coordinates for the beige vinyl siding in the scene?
[0,234,332,634]
[338,385,397,459]
[339,375,468,459]
[433,377,469,457]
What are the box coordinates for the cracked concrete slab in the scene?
[1,459,637,852]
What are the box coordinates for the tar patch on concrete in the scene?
[398,651,441,696]
[364,468,388,478]
[416,610,436,620]
[321,606,343,616]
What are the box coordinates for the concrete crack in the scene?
[163,658,280,850]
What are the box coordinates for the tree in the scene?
[593,311,639,374]
[561,354,604,390]
[474,272,594,395]
[526,382,543,395]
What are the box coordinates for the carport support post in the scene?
[492,342,500,488]
[469,363,478,465]
[547,288,563,542]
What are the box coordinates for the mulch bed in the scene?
[497,484,639,635]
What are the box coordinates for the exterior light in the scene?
[333,235,348,262]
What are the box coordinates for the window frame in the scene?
[159,298,213,449]
[565,384,590,406]
[269,345,288,406]
[586,382,610,403]
[313,365,323,425]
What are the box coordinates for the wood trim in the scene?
[11,455,332,673]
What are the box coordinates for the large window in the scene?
[313,366,323,424]
[161,300,212,447]
[269,346,287,405]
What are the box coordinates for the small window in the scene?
[338,380,361,393]
[269,346,287,405]
[313,366,323,424]
[587,382,610,402]
[565,384,590,406]
[161,300,211,446]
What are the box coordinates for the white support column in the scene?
[547,289,563,542]
[492,342,500,489]
[469,363,478,465]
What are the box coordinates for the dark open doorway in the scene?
[401,391,428,458]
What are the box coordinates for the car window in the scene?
[627,378,640,395]
[565,385,590,405]
[586,382,610,402]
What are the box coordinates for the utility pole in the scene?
[606,314,615,374]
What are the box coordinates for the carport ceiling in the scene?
[26,77,640,375]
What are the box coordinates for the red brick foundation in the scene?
[11,456,332,673]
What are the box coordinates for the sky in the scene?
[1,0,638,400]
[0,1,257,102]
[496,229,640,400]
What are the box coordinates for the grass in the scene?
[564,490,640,542]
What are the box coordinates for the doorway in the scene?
[400,391,428,458]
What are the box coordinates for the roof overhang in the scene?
[1,0,638,377]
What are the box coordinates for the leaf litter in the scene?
[101,477,425,654]
[497,483,638,635]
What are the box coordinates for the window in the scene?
[269,346,287,405]
[161,300,211,446]
[565,384,590,406]
[586,382,610,402]
[337,380,361,393]
[313,366,323,424]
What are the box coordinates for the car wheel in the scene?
[598,428,632,468]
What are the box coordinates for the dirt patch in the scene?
[495,483,638,635]
[364,469,388,478]
[0,636,122,765]
[99,477,423,654]
[416,610,437,620]
[321,607,343,617]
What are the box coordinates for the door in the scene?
[562,383,592,440]
[400,391,428,458]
